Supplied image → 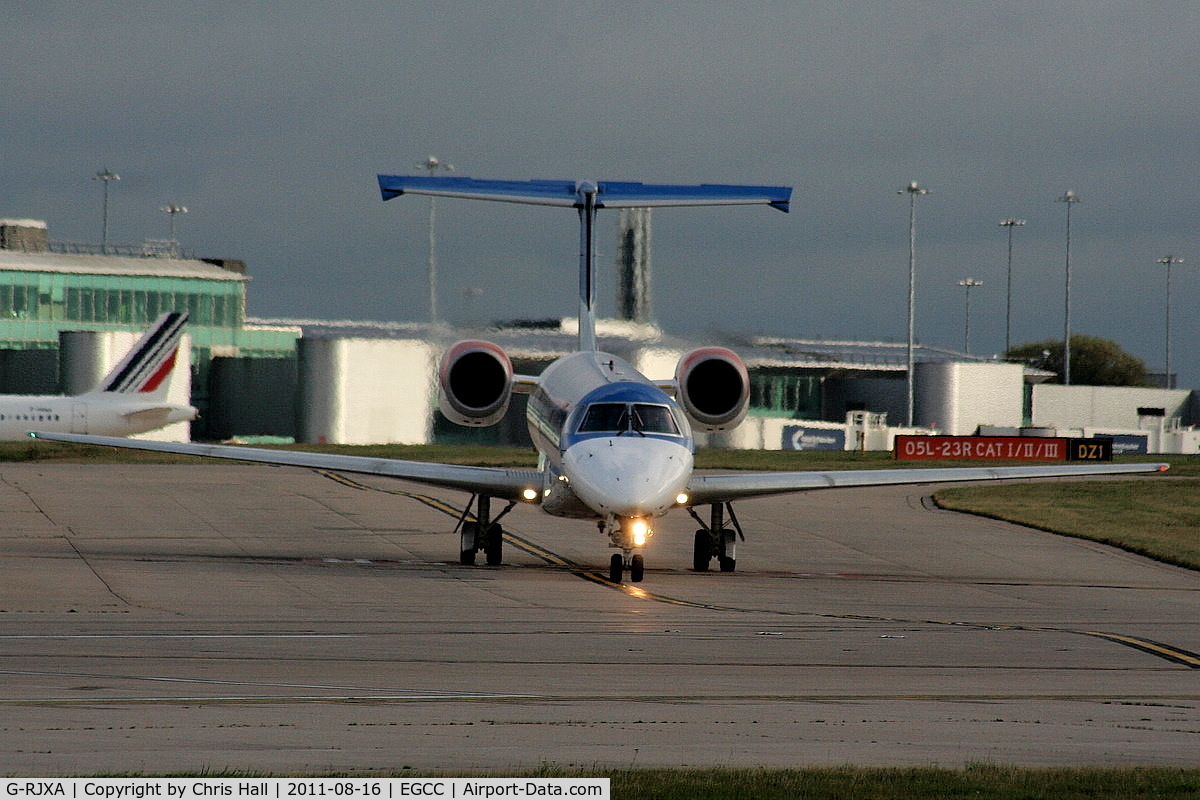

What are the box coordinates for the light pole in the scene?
[93,168,120,253]
[1157,255,1183,388]
[998,218,1025,354]
[418,156,454,324]
[161,204,188,242]
[957,278,983,354]
[898,180,930,426]
[1056,190,1081,385]
[1056,190,1084,383]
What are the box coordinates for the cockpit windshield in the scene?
[577,402,681,436]
[578,403,628,433]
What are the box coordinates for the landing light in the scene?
[522,488,539,501]
[675,492,689,505]
[631,519,650,547]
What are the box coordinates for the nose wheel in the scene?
[609,553,645,583]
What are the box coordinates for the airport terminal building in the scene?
[0,218,298,438]
[3,216,1197,453]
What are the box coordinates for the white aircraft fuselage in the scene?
[529,350,694,524]
[0,395,195,440]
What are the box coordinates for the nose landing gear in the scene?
[604,516,649,583]
[608,552,645,583]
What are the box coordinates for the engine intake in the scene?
[675,347,750,432]
[438,340,513,427]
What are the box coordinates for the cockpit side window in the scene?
[632,404,680,435]
[578,403,629,433]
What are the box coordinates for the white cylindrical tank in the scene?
[915,361,1024,436]
[298,336,436,444]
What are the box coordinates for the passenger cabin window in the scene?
[577,402,680,435]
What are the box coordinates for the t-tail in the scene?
[87,311,188,400]
[377,176,791,352]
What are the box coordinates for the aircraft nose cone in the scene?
[562,436,692,517]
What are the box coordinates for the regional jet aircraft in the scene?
[4,312,196,440]
[34,178,1168,582]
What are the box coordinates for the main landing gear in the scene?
[688,502,743,573]
[457,495,516,566]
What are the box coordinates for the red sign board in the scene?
[895,436,1114,462]
[896,435,1067,462]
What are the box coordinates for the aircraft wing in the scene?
[377,176,792,212]
[30,432,543,503]
[685,462,1170,505]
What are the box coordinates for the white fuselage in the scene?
[0,394,196,441]
[526,350,694,522]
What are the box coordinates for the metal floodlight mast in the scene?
[1056,190,1081,385]
[161,204,188,242]
[1157,255,1183,388]
[998,218,1025,354]
[93,168,120,254]
[898,180,930,427]
[957,278,983,355]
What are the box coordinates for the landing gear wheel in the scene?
[484,524,504,566]
[693,530,711,572]
[630,554,645,583]
[609,553,624,583]
[718,556,736,573]
[460,522,478,565]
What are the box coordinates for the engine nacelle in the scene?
[675,346,751,432]
[438,340,514,427]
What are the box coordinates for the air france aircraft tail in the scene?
[86,311,189,399]
[2,312,197,440]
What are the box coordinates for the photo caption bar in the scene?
[4,780,609,800]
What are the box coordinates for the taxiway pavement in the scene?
[0,463,1197,774]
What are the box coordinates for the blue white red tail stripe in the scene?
[98,312,188,394]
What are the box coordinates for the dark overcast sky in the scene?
[3,2,1198,386]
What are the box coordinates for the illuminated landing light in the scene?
[631,518,650,547]
[522,488,539,501]
[675,492,690,505]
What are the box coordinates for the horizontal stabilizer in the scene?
[378,176,792,212]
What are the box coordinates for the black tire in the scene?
[693,530,711,572]
[460,522,478,565]
[630,554,645,583]
[718,556,736,573]
[484,524,503,566]
[609,553,624,583]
